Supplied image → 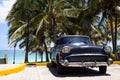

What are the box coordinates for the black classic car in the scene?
[51,35,113,74]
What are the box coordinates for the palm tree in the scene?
[6,0,39,63]
[6,0,120,62]
[99,0,120,57]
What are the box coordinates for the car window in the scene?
[59,36,91,45]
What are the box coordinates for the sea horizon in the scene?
[0,49,46,64]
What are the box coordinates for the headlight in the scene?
[62,46,70,53]
[104,46,112,53]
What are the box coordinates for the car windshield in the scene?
[59,36,92,45]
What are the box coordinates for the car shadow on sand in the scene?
[47,65,111,77]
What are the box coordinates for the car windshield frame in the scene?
[58,36,92,45]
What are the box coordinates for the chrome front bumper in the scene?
[60,58,113,67]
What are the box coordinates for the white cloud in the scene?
[0,0,16,23]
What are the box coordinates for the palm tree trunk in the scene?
[35,52,37,62]
[43,40,49,62]
[24,10,30,63]
[109,12,115,53]
[115,0,118,59]
[24,46,29,63]
[24,50,29,63]
[24,22,29,63]
[41,52,43,62]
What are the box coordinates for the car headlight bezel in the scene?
[62,46,70,53]
[104,46,112,53]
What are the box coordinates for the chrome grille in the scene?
[66,56,107,62]
[70,48,103,54]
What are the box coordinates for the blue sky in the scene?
[0,0,16,50]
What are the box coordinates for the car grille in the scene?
[70,47,103,54]
[66,56,107,62]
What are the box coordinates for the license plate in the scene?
[83,62,96,67]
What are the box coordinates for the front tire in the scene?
[57,63,64,74]
[56,55,64,74]
[99,66,107,74]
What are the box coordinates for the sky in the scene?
[0,0,16,50]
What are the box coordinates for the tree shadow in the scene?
[47,65,111,77]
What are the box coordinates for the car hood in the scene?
[61,43,104,53]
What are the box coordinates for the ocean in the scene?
[0,50,46,64]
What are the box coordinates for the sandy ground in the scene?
[0,64,120,80]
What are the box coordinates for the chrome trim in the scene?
[104,46,112,53]
[60,59,112,67]
[107,58,113,65]
[67,53,106,56]
[62,46,71,53]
